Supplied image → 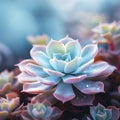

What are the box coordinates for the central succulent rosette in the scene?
[17,36,116,103]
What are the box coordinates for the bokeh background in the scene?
[0,0,120,70]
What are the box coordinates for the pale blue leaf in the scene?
[43,68,65,77]
[65,40,81,59]
[31,51,51,68]
[64,57,81,73]
[53,82,75,103]
[50,58,66,72]
[46,40,65,58]
[24,63,47,77]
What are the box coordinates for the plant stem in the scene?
[107,38,115,51]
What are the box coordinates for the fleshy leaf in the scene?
[43,68,65,77]
[24,63,47,77]
[1,102,8,111]
[30,45,46,55]
[39,76,60,85]
[96,112,107,120]
[31,51,51,68]
[74,79,104,94]
[50,58,66,72]
[81,44,98,64]
[64,57,81,73]
[46,40,65,58]
[71,94,95,106]
[62,74,87,84]
[17,72,38,84]
[65,40,81,59]
[43,106,54,118]
[83,62,113,77]
[108,106,120,120]
[90,104,115,120]
[74,59,94,74]
[97,65,116,78]
[32,105,46,118]
[17,59,35,72]
[23,82,52,94]
[53,82,75,103]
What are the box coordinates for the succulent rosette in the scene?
[90,103,120,120]
[93,22,120,51]
[22,101,62,120]
[92,21,120,38]
[0,97,20,120]
[17,36,116,103]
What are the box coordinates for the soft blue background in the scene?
[0,0,120,69]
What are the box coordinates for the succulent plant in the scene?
[21,100,62,120]
[17,36,116,103]
[0,70,14,96]
[0,97,20,120]
[92,22,120,51]
[90,103,120,120]
[92,21,120,38]
[28,35,49,45]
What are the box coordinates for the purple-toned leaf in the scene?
[81,44,98,64]
[108,106,120,120]
[62,74,87,84]
[17,59,35,72]
[17,72,38,84]
[71,94,95,106]
[24,63,47,77]
[53,82,75,103]
[23,82,52,94]
[74,79,104,94]
[83,61,114,77]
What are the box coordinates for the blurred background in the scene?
[0,0,120,70]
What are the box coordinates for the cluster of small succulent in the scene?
[0,21,120,120]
